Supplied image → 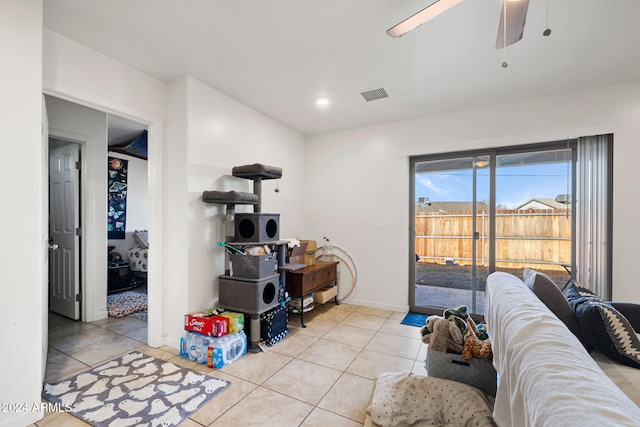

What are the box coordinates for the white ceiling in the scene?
[43,0,640,136]
[107,114,146,146]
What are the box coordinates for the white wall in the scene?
[162,76,306,345]
[0,2,44,425]
[46,96,109,321]
[43,29,166,120]
[43,29,167,346]
[306,80,640,309]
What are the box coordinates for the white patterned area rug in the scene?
[42,351,230,427]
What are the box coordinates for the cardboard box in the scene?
[426,348,497,396]
[313,285,337,304]
[287,241,308,265]
[184,312,229,337]
[302,239,317,266]
[219,311,245,334]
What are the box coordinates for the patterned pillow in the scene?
[566,284,640,368]
[133,229,149,248]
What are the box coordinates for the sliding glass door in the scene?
[411,155,490,315]
[494,149,573,286]
[410,142,575,316]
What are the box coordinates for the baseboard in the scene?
[0,411,42,427]
[347,298,409,313]
[163,336,181,352]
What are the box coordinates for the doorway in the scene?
[43,86,164,351]
[410,142,575,316]
[44,96,154,326]
[48,138,82,320]
[106,114,149,320]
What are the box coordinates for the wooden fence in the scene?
[415,209,571,271]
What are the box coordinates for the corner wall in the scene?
[163,76,306,345]
[0,2,44,425]
[306,80,640,309]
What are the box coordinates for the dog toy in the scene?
[461,318,493,361]
[443,305,479,339]
[421,315,464,353]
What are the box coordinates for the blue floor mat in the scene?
[400,312,429,328]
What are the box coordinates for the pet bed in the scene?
[365,372,495,427]
[107,291,148,318]
[231,163,283,180]
[201,190,258,205]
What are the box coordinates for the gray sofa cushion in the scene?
[523,268,591,351]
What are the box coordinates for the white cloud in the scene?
[417,175,459,197]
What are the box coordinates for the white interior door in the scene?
[49,143,80,320]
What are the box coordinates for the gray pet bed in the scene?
[201,190,259,205]
[232,163,282,180]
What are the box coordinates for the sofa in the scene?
[486,271,640,426]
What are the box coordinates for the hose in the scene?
[315,244,358,303]
[216,241,245,255]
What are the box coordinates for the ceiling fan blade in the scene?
[495,0,530,49]
[386,0,465,38]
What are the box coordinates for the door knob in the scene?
[48,238,59,251]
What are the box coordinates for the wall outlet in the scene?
[376,218,390,229]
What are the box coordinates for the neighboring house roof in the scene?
[516,198,569,210]
[416,201,490,213]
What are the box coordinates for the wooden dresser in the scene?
[285,261,338,326]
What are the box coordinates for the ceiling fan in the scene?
[387,0,531,49]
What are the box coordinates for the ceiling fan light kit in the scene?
[386,0,465,38]
[388,0,547,69]
[496,0,530,49]
[387,0,534,49]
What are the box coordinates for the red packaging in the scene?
[184,312,229,337]
[207,345,213,368]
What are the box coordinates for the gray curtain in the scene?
[575,134,613,299]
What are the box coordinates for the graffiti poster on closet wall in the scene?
[108,157,128,239]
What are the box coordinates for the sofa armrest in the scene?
[486,272,640,426]
[610,302,640,332]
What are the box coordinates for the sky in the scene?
[415,162,572,209]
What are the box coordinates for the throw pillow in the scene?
[523,269,591,351]
[566,284,640,368]
[133,230,149,249]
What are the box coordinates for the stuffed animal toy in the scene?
[443,305,479,339]
[476,321,489,341]
[421,315,464,353]
[461,318,493,361]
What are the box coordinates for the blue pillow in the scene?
[566,284,640,368]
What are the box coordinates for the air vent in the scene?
[360,87,389,102]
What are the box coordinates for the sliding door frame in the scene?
[409,140,578,315]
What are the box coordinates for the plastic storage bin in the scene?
[426,348,497,396]
[230,252,277,279]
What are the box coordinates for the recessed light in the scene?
[315,97,330,106]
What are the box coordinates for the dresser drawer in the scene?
[285,261,338,297]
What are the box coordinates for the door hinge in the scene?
[75,293,81,302]
[75,161,81,170]
[75,227,82,236]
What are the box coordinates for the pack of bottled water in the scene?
[180,330,247,368]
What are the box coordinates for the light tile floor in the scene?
[37,302,427,426]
